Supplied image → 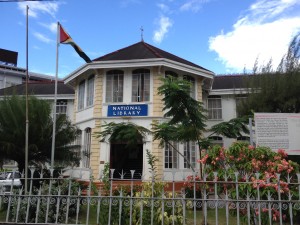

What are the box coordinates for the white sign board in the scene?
[255,113,300,155]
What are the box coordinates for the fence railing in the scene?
[0,169,300,225]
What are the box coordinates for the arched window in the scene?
[132,69,150,102]
[83,128,92,168]
[237,136,250,143]
[75,130,82,160]
[106,70,124,102]
[183,75,196,99]
[208,136,223,147]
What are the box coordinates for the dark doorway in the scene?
[110,144,143,179]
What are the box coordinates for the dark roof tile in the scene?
[212,74,253,89]
[93,41,212,72]
[0,81,74,96]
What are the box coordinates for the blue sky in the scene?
[1,0,300,78]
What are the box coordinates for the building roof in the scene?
[0,81,74,96]
[212,74,253,90]
[0,64,61,82]
[93,41,212,73]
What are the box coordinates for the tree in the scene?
[95,121,151,149]
[238,33,300,116]
[0,95,80,173]
[153,76,207,172]
[153,77,250,173]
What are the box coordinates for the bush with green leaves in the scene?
[184,142,300,224]
[98,181,184,225]
[8,178,83,223]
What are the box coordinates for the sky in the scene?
[1,0,300,78]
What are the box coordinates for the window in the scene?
[207,95,222,120]
[164,142,179,169]
[75,130,82,160]
[237,136,250,143]
[235,96,247,117]
[106,70,124,102]
[209,136,223,147]
[183,75,196,99]
[184,142,196,169]
[56,100,67,115]
[132,69,150,102]
[86,75,95,107]
[78,80,85,110]
[83,128,91,168]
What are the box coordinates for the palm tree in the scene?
[0,95,80,173]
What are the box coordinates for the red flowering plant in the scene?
[186,142,300,224]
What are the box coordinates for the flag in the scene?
[58,23,92,63]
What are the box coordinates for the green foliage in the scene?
[101,162,110,191]
[146,149,159,178]
[94,122,151,149]
[238,33,300,116]
[0,95,80,172]
[8,179,82,223]
[209,117,249,139]
[158,76,206,130]
[98,182,184,225]
[195,142,300,224]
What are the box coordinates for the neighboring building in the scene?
[0,50,73,170]
[0,81,75,170]
[0,81,75,121]
[64,41,214,180]
[0,64,58,89]
[204,74,251,147]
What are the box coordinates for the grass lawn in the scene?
[1,205,299,225]
[77,205,240,225]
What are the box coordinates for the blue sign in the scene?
[107,104,148,117]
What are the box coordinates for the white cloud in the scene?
[209,0,300,73]
[153,16,173,44]
[39,22,57,33]
[157,3,170,13]
[33,32,53,44]
[180,0,210,12]
[18,2,59,18]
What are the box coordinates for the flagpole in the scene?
[25,4,29,194]
[50,22,59,172]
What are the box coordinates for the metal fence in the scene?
[0,169,300,225]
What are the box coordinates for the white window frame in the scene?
[183,75,196,99]
[83,128,91,168]
[78,80,85,111]
[86,75,95,107]
[132,69,150,102]
[209,136,223,147]
[164,142,179,169]
[207,96,222,120]
[106,70,124,103]
[56,100,67,115]
[184,141,196,169]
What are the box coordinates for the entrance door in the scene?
[110,144,143,179]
